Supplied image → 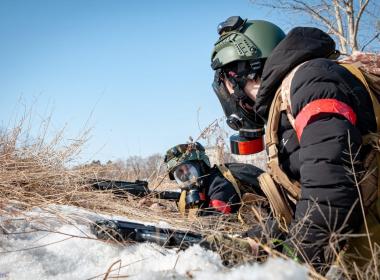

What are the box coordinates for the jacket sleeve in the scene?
[207,175,240,214]
[284,59,369,270]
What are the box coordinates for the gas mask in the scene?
[212,64,265,155]
[172,162,206,208]
[211,16,285,155]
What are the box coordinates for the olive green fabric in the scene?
[211,20,285,70]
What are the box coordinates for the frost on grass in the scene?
[0,205,308,280]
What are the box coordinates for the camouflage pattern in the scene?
[164,142,211,180]
[340,52,380,97]
[340,52,380,75]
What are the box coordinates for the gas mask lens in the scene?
[173,163,200,185]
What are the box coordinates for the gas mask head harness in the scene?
[164,142,211,208]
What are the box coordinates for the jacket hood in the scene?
[254,27,337,119]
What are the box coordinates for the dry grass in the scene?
[1,115,378,280]
[0,117,247,235]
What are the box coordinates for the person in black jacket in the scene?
[164,142,241,215]
[164,142,265,216]
[210,16,376,272]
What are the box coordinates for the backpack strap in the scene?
[340,63,380,203]
[178,190,200,219]
[340,63,380,132]
[216,164,249,224]
[265,87,301,199]
[178,190,187,217]
[258,172,292,231]
[216,164,242,199]
[280,63,307,128]
[262,62,316,227]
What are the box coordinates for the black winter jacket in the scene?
[201,163,264,215]
[255,27,376,270]
[201,166,241,214]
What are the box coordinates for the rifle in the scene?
[91,219,260,266]
[91,219,204,250]
[91,179,181,200]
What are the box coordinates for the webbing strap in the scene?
[217,164,242,199]
[341,63,380,204]
[267,161,301,199]
[280,63,306,129]
[178,190,199,219]
[216,164,248,224]
[266,88,282,154]
[258,173,292,231]
[340,64,380,132]
[265,87,301,199]
[178,190,187,217]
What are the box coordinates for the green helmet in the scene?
[211,16,285,70]
[164,142,211,180]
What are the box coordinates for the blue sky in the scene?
[0,0,308,163]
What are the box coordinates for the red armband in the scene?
[209,200,232,214]
[295,99,357,140]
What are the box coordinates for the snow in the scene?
[0,205,308,280]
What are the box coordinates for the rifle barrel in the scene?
[91,179,149,197]
[91,179,181,200]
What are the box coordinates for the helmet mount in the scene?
[217,16,246,35]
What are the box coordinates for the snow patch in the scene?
[0,205,308,279]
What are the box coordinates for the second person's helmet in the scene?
[164,142,211,181]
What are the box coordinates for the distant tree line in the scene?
[78,153,165,181]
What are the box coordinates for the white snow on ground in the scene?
[0,205,308,280]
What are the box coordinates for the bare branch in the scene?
[252,0,376,54]
[292,0,349,43]
[354,0,371,51]
[361,32,380,51]
[333,0,348,11]
[333,0,348,52]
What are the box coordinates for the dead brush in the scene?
[0,115,329,280]
[0,116,246,233]
[342,132,380,280]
